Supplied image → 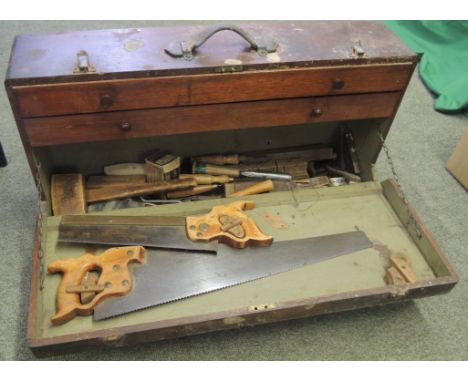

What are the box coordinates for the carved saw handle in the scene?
[186,201,273,249]
[47,246,146,325]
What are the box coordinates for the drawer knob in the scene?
[332,79,345,90]
[100,95,114,108]
[120,121,131,131]
[311,108,323,117]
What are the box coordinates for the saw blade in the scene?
[94,230,372,320]
[59,224,218,253]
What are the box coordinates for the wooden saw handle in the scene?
[186,201,273,249]
[47,246,146,325]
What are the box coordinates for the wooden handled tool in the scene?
[325,165,361,183]
[193,163,240,177]
[193,154,240,165]
[179,174,233,184]
[166,184,219,199]
[87,175,147,188]
[85,178,197,203]
[186,201,273,249]
[230,180,274,197]
[104,163,146,176]
[47,246,147,325]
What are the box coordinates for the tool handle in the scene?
[186,201,273,249]
[47,246,146,325]
[104,163,146,176]
[179,174,233,184]
[193,154,240,165]
[85,179,197,203]
[230,180,274,197]
[166,185,218,199]
[193,163,240,177]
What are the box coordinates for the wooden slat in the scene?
[13,64,413,118]
[24,92,401,147]
[50,174,86,215]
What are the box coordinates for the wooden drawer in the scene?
[24,92,401,147]
[13,64,412,118]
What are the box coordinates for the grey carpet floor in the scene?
[0,21,467,360]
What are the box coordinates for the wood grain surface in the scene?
[13,64,412,117]
[24,92,401,147]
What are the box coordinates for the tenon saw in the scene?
[58,200,274,253]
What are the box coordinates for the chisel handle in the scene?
[230,180,274,197]
[193,154,240,165]
[193,163,240,177]
[179,174,233,184]
[167,184,218,198]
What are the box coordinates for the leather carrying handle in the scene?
[164,24,278,60]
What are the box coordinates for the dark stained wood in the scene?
[7,21,456,354]
[29,277,457,354]
[13,64,413,118]
[51,174,87,215]
[23,92,401,147]
[7,21,416,84]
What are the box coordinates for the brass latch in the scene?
[351,40,367,58]
[73,50,96,74]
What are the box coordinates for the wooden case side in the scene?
[381,178,459,280]
[4,84,40,190]
[28,276,456,356]
[26,219,43,347]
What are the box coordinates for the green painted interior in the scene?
[35,182,442,339]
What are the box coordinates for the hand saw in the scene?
[93,230,373,321]
[58,201,273,253]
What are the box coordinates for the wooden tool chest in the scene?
[4,21,458,354]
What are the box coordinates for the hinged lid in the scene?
[6,21,416,85]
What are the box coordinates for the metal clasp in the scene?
[351,40,367,58]
[73,50,96,74]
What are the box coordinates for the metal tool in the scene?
[94,230,372,320]
[58,201,273,252]
[241,171,292,181]
[329,177,346,187]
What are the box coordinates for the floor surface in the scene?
[0,21,466,360]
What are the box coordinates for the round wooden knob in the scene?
[120,121,131,131]
[332,78,345,90]
[311,108,323,117]
[100,95,113,108]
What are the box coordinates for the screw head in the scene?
[120,121,131,131]
[311,108,323,117]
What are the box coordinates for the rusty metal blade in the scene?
[58,224,218,253]
[94,230,372,320]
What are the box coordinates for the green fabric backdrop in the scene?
[385,21,468,114]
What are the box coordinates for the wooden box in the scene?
[4,21,458,354]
